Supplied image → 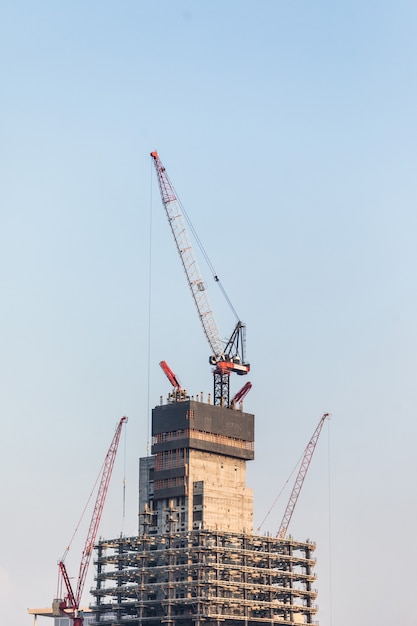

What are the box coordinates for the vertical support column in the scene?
[165,531,173,626]
[305,544,313,624]
[95,544,103,623]
[213,370,230,407]
[288,542,294,624]
[116,541,124,624]
[268,538,274,626]
[242,535,248,626]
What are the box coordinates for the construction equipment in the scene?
[150,150,250,407]
[277,413,329,539]
[160,360,182,390]
[53,415,128,626]
[159,360,188,402]
[230,381,253,409]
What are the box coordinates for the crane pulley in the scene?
[150,151,250,407]
[53,415,128,626]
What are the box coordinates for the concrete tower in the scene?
[139,397,254,535]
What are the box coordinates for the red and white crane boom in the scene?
[150,151,250,407]
[277,413,329,539]
[54,415,128,626]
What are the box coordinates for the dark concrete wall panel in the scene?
[152,401,254,442]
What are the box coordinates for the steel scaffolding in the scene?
[91,530,318,626]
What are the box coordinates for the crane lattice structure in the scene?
[54,416,128,626]
[277,413,329,539]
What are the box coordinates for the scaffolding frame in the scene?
[91,530,318,626]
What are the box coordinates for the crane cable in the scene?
[257,448,305,533]
[173,185,241,323]
[327,419,333,626]
[59,460,104,565]
[146,158,154,457]
[122,419,128,527]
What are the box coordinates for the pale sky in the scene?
[1,2,417,626]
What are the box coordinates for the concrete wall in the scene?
[189,449,253,533]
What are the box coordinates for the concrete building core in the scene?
[139,399,254,535]
[91,396,318,625]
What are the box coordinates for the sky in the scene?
[1,1,416,625]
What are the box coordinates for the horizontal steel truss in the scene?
[91,530,318,626]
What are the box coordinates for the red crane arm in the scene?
[230,381,252,407]
[74,415,128,606]
[277,413,329,539]
[58,561,77,611]
[160,360,182,389]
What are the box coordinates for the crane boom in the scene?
[150,151,224,360]
[75,415,128,604]
[277,413,329,539]
[150,151,250,407]
[160,360,182,389]
[230,381,252,409]
[55,415,128,626]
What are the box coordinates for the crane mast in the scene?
[277,413,329,539]
[54,415,128,626]
[150,151,250,407]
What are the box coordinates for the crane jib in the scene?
[151,150,224,359]
[150,150,250,407]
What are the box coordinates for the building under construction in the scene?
[89,151,319,626]
[90,397,318,626]
[28,152,320,626]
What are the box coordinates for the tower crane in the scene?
[276,413,329,539]
[150,151,250,407]
[53,415,128,626]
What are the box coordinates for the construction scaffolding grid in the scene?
[91,529,318,626]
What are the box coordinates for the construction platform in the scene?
[91,529,318,626]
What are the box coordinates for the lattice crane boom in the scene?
[55,415,128,626]
[150,151,224,360]
[277,413,329,539]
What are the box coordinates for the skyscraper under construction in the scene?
[90,394,318,625]
[89,151,319,625]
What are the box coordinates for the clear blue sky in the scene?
[1,2,416,625]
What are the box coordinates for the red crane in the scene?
[150,150,250,407]
[159,360,182,390]
[53,415,128,626]
[230,381,253,409]
[277,413,329,539]
[159,360,189,402]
